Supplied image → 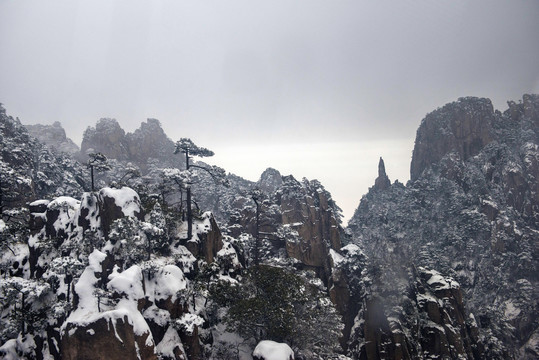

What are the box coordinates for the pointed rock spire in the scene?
[374,157,391,191]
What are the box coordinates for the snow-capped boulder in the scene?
[61,314,156,360]
[98,187,142,236]
[62,253,156,360]
[253,340,294,360]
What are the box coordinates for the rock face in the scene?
[81,118,128,160]
[411,97,495,181]
[349,268,480,360]
[347,94,539,359]
[61,316,157,360]
[80,118,182,172]
[276,176,341,280]
[257,167,283,194]
[183,212,223,263]
[25,121,79,154]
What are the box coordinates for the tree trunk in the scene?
[90,165,95,192]
[187,188,193,240]
[254,199,260,266]
[185,151,193,240]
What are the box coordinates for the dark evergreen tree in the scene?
[174,138,228,240]
[87,152,111,191]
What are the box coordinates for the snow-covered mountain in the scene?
[347,95,538,359]
[0,95,537,359]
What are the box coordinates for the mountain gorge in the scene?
[0,95,537,359]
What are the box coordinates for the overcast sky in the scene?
[1,0,538,222]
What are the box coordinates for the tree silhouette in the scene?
[174,138,228,240]
[87,152,111,191]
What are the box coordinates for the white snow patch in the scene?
[253,340,294,360]
[29,199,50,207]
[504,301,521,320]
[99,187,140,217]
[421,268,459,290]
[151,265,187,302]
[156,326,185,360]
[329,249,344,266]
[341,244,364,257]
[176,313,204,336]
[108,265,144,301]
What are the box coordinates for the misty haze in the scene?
[0,1,538,359]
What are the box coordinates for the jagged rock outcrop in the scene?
[257,167,283,194]
[411,97,495,181]
[25,121,79,154]
[125,118,178,171]
[349,267,480,360]
[348,94,539,359]
[80,118,182,172]
[373,157,391,191]
[276,176,341,281]
[81,118,128,160]
[1,104,86,206]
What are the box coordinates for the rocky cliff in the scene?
[25,121,79,155]
[410,97,496,181]
[80,118,183,172]
[0,105,87,207]
[348,94,539,359]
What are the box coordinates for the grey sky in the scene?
[1,0,538,222]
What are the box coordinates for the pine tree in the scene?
[87,152,111,191]
[174,138,228,240]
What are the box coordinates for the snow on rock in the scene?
[0,334,36,360]
[66,249,107,323]
[194,211,213,234]
[99,187,141,217]
[170,245,197,274]
[329,249,344,267]
[504,300,521,320]
[253,340,294,360]
[420,267,459,291]
[79,192,102,231]
[47,196,80,234]
[0,242,30,278]
[108,265,144,301]
[341,244,363,257]
[29,199,51,207]
[216,240,241,273]
[151,265,187,302]
[156,326,186,360]
[176,313,204,336]
[62,255,156,359]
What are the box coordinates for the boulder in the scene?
[184,212,223,263]
[61,315,157,360]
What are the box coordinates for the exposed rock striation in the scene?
[276,176,342,279]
